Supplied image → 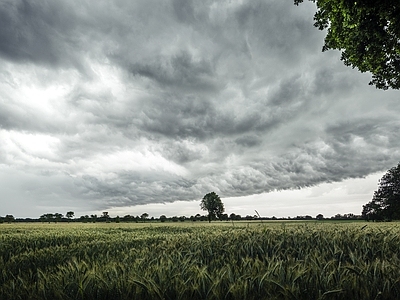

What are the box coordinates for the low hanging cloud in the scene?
[0,0,399,215]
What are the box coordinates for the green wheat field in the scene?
[1,221,400,299]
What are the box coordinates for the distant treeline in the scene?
[0,212,363,223]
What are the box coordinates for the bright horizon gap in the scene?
[92,173,383,219]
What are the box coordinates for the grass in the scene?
[1,221,400,299]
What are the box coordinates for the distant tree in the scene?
[101,212,110,223]
[115,216,120,223]
[171,216,179,222]
[159,215,167,223]
[199,215,208,222]
[39,214,45,222]
[294,0,400,90]
[343,213,357,219]
[332,214,345,220]
[140,213,149,222]
[123,215,132,222]
[5,215,15,223]
[44,213,54,223]
[200,192,225,223]
[316,214,324,220]
[54,213,63,223]
[66,211,74,222]
[91,214,97,223]
[179,216,186,222]
[362,163,400,221]
[220,213,229,221]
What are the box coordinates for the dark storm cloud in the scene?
[128,51,218,92]
[277,118,400,185]
[133,73,314,142]
[235,135,262,148]
[1,0,400,216]
[77,172,198,208]
[107,0,322,85]
[0,0,82,67]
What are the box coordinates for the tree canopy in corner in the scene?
[295,0,400,90]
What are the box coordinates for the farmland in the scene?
[1,222,400,299]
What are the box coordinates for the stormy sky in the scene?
[1,0,399,218]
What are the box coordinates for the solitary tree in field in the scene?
[362,163,400,221]
[294,0,400,90]
[5,215,15,223]
[102,212,110,222]
[66,211,74,222]
[200,192,225,223]
[141,213,149,222]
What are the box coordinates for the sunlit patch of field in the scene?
[1,221,400,299]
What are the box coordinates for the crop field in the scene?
[1,221,400,299]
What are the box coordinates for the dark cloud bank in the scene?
[0,0,399,215]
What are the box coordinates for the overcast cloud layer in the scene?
[1,0,399,217]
